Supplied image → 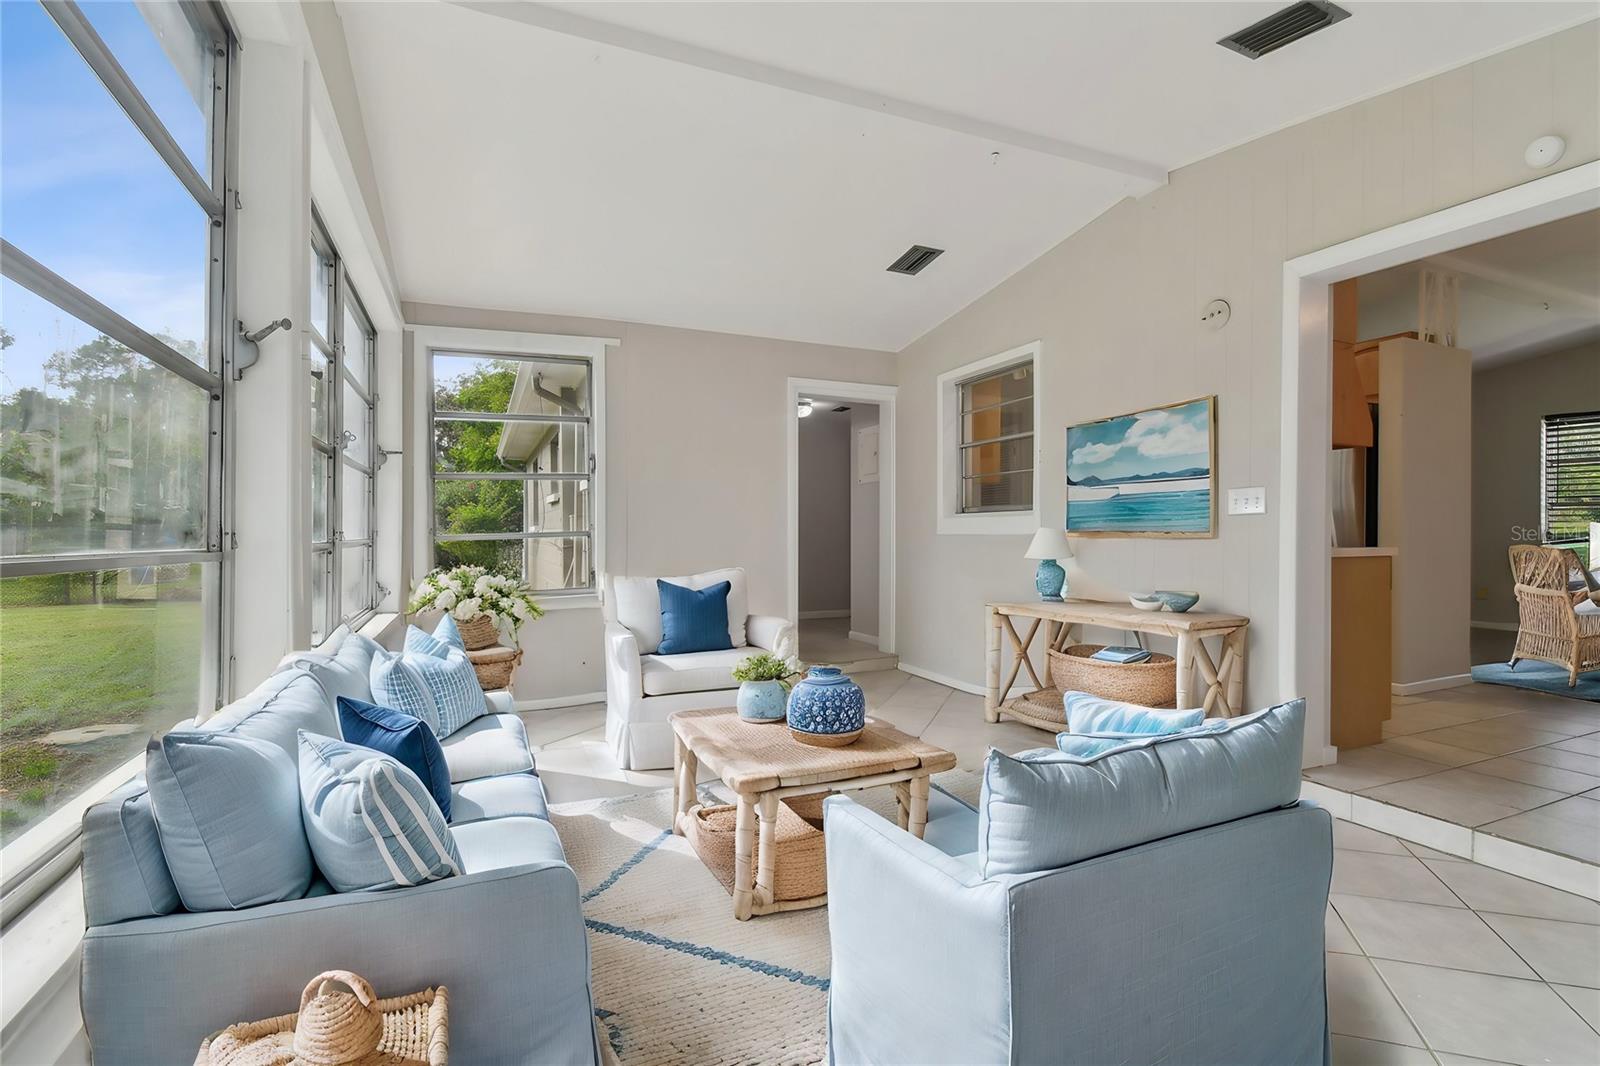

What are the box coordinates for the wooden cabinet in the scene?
[1331,280,1374,449]
[1331,550,1394,749]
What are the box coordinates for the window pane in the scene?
[434,536,590,590]
[433,479,591,536]
[960,363,1033,417]
[310,550,330,645]
[1,279,209,555]
[0,562,210,844]
[78,0,214,180]
[341,379,370,464]
[342,304,370,391]
[1,0,211,364]
[961,436,1033,479]
[434,420,588,475]
[433,353,590,416]
[339,544,370,619]
[962,395,1033,443]
[434,537,524,577]
[309,348,331,443]
[311,450,331,543]
[342,470,370,540]
[962,471,1032,513]
[309,244,332,342]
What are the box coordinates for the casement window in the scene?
[308,211,379,643]
[422,329,609,595]
[1542,410,1600,549]
[935,342,1041,535]
[0,0,234,848]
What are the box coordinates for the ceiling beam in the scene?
[448,0,1168,189]
[1429,252,1600,315]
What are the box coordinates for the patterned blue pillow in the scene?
[1064,692,1206,735]
[433,614,465,651]
[403,616,465,658]
[370,646,487,738]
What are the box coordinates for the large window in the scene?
[308,211,378,643]
[429,347,598,593]
[935,341,1040,535]
[0,1,233,845]
[1542,410,1599,562]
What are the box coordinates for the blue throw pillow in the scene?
[1064,691,1206,735]
[370,646,487,738]
[297,732,463,893]
[404,615,466,658]
[657,579,733,655]
[338,697,453,821]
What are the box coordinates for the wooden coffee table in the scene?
[670,709,957,920]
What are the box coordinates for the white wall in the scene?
[1473,339,1600,625]
[849,405,881,640]
[403,303,895,701]
[798,414,852,614]
[892,21,1600,709]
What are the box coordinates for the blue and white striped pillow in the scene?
[370,646,487,737]
[403,617,464,658]
[297,731,463,893]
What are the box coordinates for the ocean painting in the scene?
[1066,396,1216,537]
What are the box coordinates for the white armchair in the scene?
[603,568,796,769]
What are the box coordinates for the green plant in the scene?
[732,652,802,689]
[407,565,544,638]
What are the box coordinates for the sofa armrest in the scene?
[605,621,643,701]
[745,614,796,660]
[483,689,515,715]
[82,861,597,1064]
[823,796,1011,1065]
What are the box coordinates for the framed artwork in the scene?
[1065,395,1217,538]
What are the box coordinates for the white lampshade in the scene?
[1024,527,1072,561]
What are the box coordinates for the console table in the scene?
[985,600,1251,728]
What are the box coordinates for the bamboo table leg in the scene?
[1175,632,1195,709]
[985,606,1002,723]
[733,796,756,920]
[892,782,911,830]
[754,793,779,912]
[671,734,698,833]
[1223,626,1247,715]
[907,776,930,839]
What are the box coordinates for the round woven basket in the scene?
[454,614,500,651]
[466,645,521,690]
[1048,644,1177,708]
[684,801,827,902]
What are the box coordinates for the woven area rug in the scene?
[1472,661,1600,702]
[548,769,981,1066]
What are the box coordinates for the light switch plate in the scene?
[1228,487,1267,515]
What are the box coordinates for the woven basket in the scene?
[455,614,500,651]
[685,800,827,902]
[466,645,521,691]
[195,970,447,1066]
[1048,644,1177,708]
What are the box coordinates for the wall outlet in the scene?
[1227,487,1267,515]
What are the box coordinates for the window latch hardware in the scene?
[234,318,292,381]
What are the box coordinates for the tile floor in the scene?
[522,669,1600,1064]
[796,616,898,673]
[1304,682,1600,866]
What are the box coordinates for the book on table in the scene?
[1090,646,1151,664]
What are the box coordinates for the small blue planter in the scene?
[736,679,788,723]
[786,666,866,747]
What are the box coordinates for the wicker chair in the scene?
[1508,545,1600,687]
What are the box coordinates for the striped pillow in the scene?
[370,646,487,737]
[403,616,465,658]
[297,731,463,893]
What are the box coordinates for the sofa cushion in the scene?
[146,731,313,911]
[979,700,1305,877]
[298,732,463,892]
[275,625,382,708]
[657,579,734,655]
[440,713,536,783]
[338,696,453,821]
[1063,692,1206,735]
[451,815,566,874]
[639,647,747,696]
[609,567,749,653]
[370,645,487,737]
[450,773,550,825]
[81,777,181,926]
[200,669,339,759]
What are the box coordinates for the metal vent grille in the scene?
[1218,1,1350,60]
[887,245,944,275]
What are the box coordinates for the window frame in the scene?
[935,341,1042,536]
[1541,409,1600,548]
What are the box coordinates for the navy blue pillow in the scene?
[657,579,734,655]
[336,696,453,822]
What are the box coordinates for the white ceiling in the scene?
[1359,209,1600,368]
[338,1,1596,351]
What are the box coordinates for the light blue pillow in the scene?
[433,614,465,651]
[370,646,487,737]
[657,579,734,655]
[278,627,383,706]
[1064,691,1206,735]
[1055,718,1229,758]
[403,617,463,658]
[145,731,313,911]
[200,669,340,759]
[298,731,463,893]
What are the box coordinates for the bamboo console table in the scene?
[985,600,1250,728]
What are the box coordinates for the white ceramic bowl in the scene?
[1129,594,1164,612]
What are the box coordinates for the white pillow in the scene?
[609,567,748,653]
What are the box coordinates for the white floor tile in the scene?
[1330,894,1535,978]
[1332,851,1463,907]
[1330,1036,1439,1065]
[1325,953,1425,1047]
[1551,983,1600,1032]
[1478,913,1600,989]
[1421,860,1600,925]
[1328,905,1363,954]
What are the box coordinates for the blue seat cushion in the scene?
[1064,692,1206,735]
[450,773,550,825]
[450,815,567,874]
[439,713,536,783]
[656,579,734,655]
[338,696,453,821]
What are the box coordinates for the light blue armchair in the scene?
[823,701,1333,1066]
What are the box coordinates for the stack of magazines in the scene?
[1090,646,1151,664]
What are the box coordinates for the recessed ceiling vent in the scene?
[887,245,944,275]
[1218,1,1350,60]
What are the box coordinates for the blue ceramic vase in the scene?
[736,679,787,723]
[786,666,866,746]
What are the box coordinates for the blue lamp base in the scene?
[1034,558,1066,602]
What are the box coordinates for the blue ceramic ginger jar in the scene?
[736,679,788,723]
[786,666,866,747]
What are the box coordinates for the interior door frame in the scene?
[786,377,898,654]
[1280,160,1600,767]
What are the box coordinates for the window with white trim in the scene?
[1542,410,1599,556]
[936,342,1041,535]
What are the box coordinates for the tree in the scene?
[433,361,521,572]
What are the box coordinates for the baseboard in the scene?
[516,691,606,712]
[1470,620,1519,632]
[847,630,879,646]
[1391,674,1474,696]
[799,610,851,620]
[898,661,1038,699]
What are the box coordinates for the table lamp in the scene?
[1024,527,1073,602]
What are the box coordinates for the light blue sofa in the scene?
[78,642,599,1064]
[823,701,1333,1066]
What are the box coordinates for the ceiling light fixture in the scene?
[1525,135,1566,169]
[797,399,814,418]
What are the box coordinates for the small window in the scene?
[936,342,1040,534]
[1542,411,1600,549]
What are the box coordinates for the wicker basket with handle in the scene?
[195,970,447,1066]
[684,800,827,902]
[454,613,500,651]
[1048,644,1177,709]
[466,645,522,691]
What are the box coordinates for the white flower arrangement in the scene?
[408,565,545,639]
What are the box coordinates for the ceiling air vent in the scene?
[1218,1,1350,60]
[887,245,944,276]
